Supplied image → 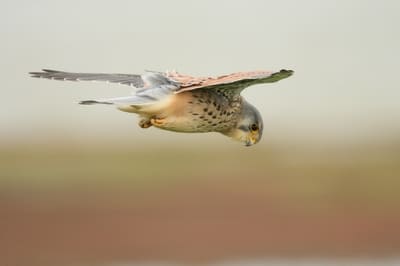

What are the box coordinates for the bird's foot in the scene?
[139,118,152,128]
[150,117,165,127]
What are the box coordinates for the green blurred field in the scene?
[2,141,399,206]
[1,141,400,265]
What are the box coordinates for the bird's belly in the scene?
[155,111,236,133]
[154,116,212,133]
[143,91,237,133]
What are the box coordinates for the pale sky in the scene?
[1,0,399,146]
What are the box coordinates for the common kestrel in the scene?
[30,69,293,146]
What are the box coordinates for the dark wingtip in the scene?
[279,69,294,75]
[42,69,61,73]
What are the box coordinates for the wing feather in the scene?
[30,69,293,104]
[170,69,294,94]
[29,69,145,88]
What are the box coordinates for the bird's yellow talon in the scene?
[151,118,165,126]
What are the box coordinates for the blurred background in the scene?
[1,0,400,265]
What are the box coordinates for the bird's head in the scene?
[224,100,263,146]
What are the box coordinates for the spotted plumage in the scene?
[29,68,293,146]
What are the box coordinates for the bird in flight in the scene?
[30,68,293,146]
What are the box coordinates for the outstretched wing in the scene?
[169,69,294,98]
[29,69,145,88]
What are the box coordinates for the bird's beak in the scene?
[245,133,258,146]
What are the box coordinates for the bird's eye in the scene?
[250,124,259,131]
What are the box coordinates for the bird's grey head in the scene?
[225,100,263,146]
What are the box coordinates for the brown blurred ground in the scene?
[1,141,400,265]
